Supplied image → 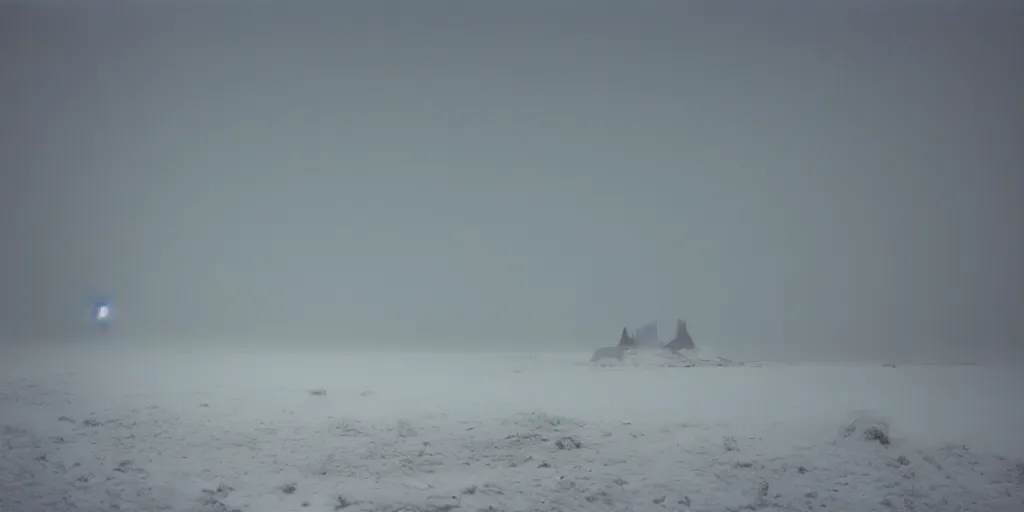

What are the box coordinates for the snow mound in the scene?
[838,411,894,447]
[593,347,742,368]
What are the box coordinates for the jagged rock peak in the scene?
[664,319,696,352]
[619,326,636,347]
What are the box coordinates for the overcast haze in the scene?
[1,1,1022,361]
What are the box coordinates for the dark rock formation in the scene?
[634,321,660,347]
[618,326,636,347]
[664,319,696,352]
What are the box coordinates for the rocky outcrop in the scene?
[634,321,660,347]
[619,327,636,347]
[593,319,702,364]
[591,327,636,362]
[663,319,695,352]
[592,320,736,366]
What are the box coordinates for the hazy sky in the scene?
[1,1,1022,361]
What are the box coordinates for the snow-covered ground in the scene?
[591,347,741,368]
[2,341,1023,512]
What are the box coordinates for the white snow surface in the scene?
[2,342,1023,512]
[592,348,742,368]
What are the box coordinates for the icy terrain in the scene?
[590,347,741,368]
[2,342,1023,512]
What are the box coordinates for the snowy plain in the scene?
[2,341,1023,512]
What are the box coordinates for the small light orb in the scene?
[93,300,113,325]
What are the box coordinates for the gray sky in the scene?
[1,1,1022,361]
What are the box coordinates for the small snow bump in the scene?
[334,495,358,510]
[555,436,582,450]
[723,435,739,452]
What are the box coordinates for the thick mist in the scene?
[1,1,1022,362]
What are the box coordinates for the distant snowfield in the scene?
[2,342,1023,512]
